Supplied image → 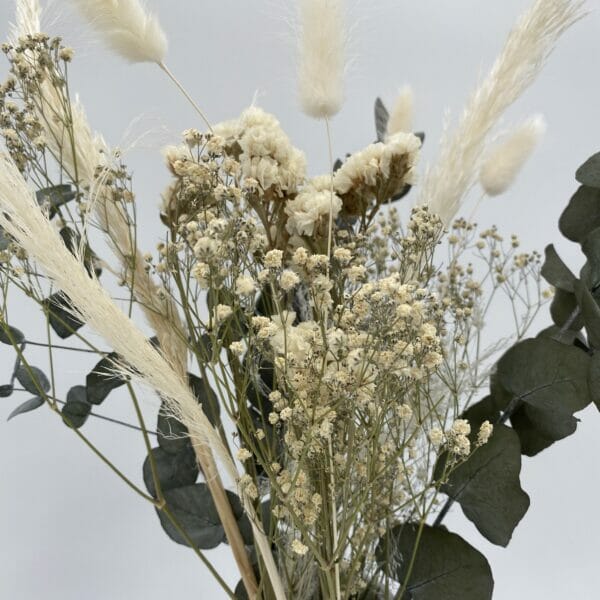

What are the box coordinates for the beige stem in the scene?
[192,443,259,599]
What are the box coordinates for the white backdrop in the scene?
[1,1,600,598]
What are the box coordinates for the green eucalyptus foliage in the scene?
[36,184,76,218]
[435,412,529,546]
[86,353,127,405]
[376,524,494,600]
[156,483,251,550]
[61,385,92,429]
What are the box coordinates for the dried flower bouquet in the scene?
[1,1,598,599]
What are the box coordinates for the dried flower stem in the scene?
[158,61,213,133]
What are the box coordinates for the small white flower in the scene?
[291,538,309,556]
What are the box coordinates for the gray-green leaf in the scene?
[7,396,44,421]
[576,152,600,189]
[559,185,600,243]
[494,338,591,455]
[376,524,493,600]
[436,425,529,546]
[0,325,25,345]
[541,244,576,292]
[15,365,50,395]
[142,446,199,498]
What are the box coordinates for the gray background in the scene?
[1,1,600,598]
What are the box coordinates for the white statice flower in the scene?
[333,247,352,265]
[428,428,445,446]
[280,269,300,292]
[235,275,256,296]
[285,174,343,237]
[268,312,318,364]
[214,106,306,195]
[451,419,471,436]
[264,249,283,269]
[334,132,421,215]
[236,448,252,461]
[396,403,413,420]
[214,304,233,324]
[291,538,309,556]
[229,341,245,356]
[477,420,494,445]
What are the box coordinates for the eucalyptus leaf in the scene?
[587,352,600,410]
[540,244,576,292]
[36,184,76,218]
[86,353,126,405]
[0,325,24,345]
[579,227,600,291]
[61,386,92,429]
[573,280,600,349]
[157,483,248,550]
[374,97,389,142]
[15,365,50,395]
[494,337,591,455]
[7,396,44,421]
[43,292,84,339]
[59,227,101,277]
[0,384,14,397]
[376,523,493,600]
[142,445,199,498]
[188,374,220,427]
[435,425,529,546]
[509,403,576,456]
[157,401,191,455]
[576,152,600,189]
[558,185,600,243]
[549,288,584,332]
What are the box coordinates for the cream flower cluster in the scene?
[334,131,421,214]
[214,106,306,196]
[285,174,342,237]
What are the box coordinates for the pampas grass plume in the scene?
[10,0,41,43]
[479,115,546,196]
[298,0,346,119]
[386,85,414,137]
[420,0,585,224]
[70,0,167,63]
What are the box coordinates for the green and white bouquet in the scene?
[1,1,598,598]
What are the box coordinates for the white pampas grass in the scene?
[10,0,41,44]
[386,86,414,137]
[13,1,188,375]
[420,0,585,224]
[0,155,285,599]
[0,154,221,470]
[479,115,547,196]
[70,0,167,63]
[298,0,346,119]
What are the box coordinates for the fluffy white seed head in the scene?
[10,0,41,44]
[479,115,546,196]
[70,0,168,63]
[420,0,585,224]
[386,85,414,137]
[297,0,346,119]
